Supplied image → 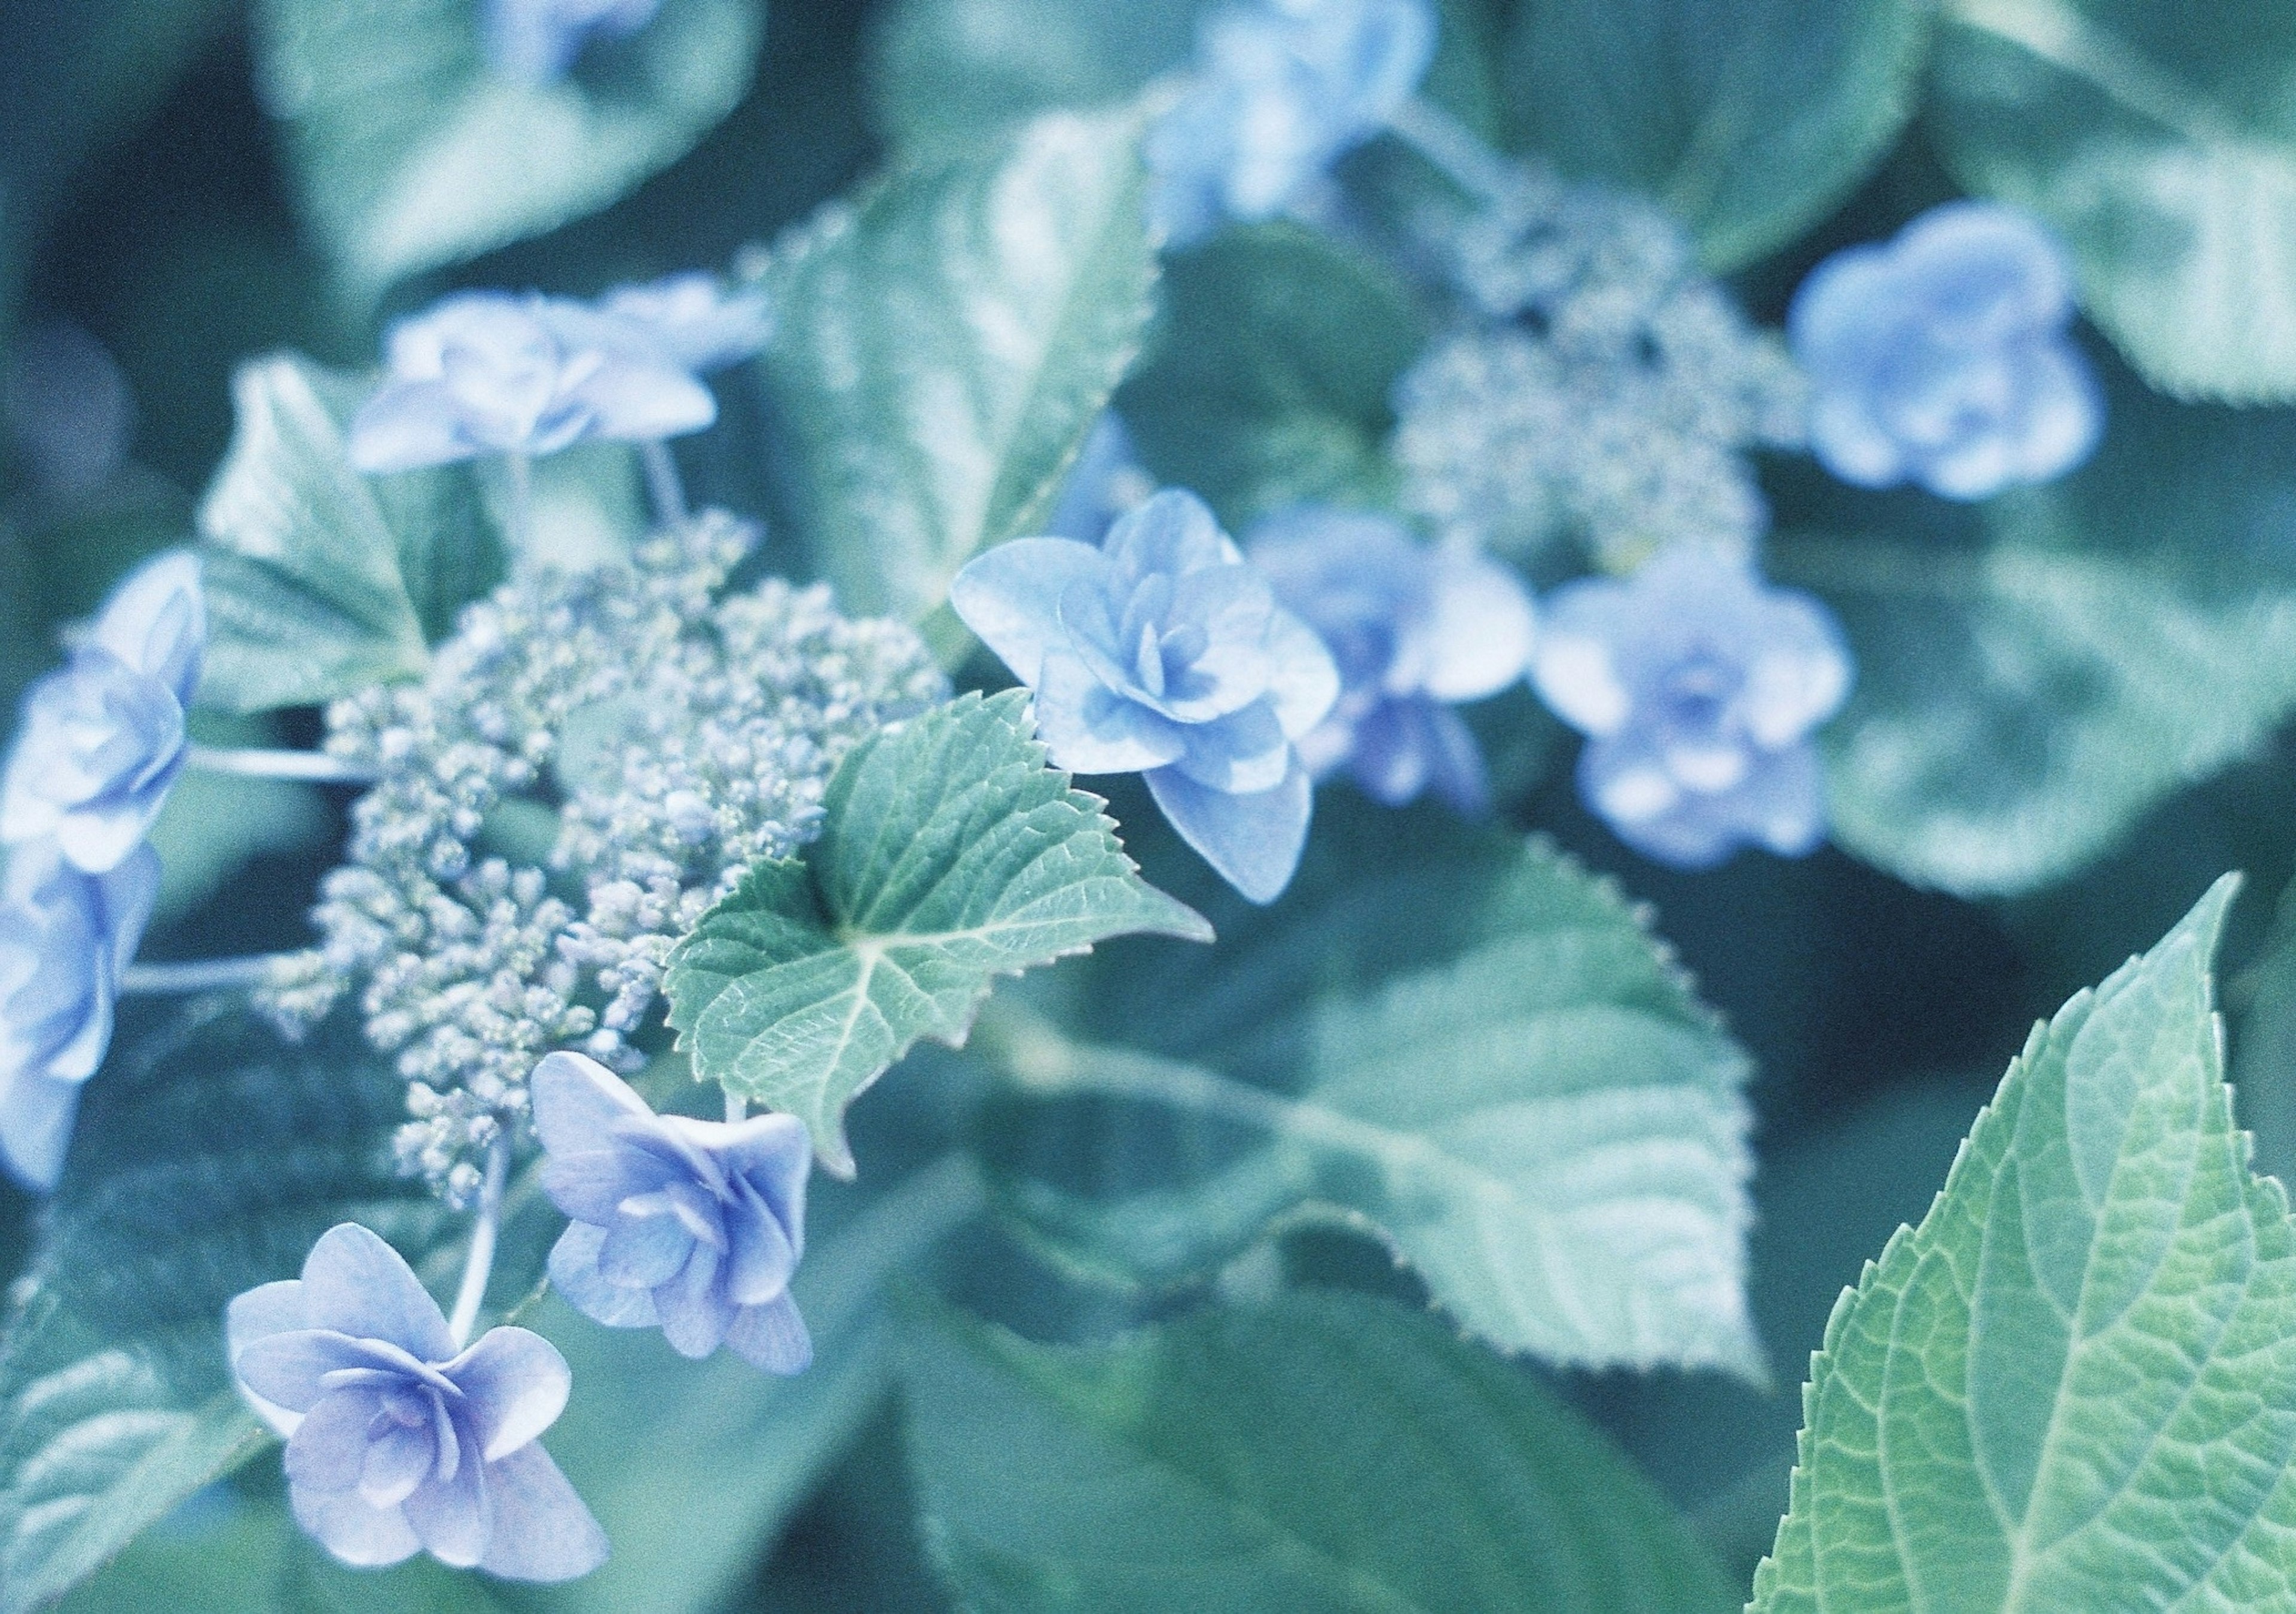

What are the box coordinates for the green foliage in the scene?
[983,800,1759,1374]
[194,353,506,713]
[1118,223,1426,531]
[1752,876,2296,1610]
[1931,0,2296,403]
[760,108,1158,631]
[253,0,761,297]
[666,692,1211,1176]
[1498,0,1933,271]
[903,1289,1737,1613]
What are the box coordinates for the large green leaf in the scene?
[1498,0,1932,271]
[0,1005,455,1614]
[1750,876,2296,1610]
[1930,0,2296,402]
[254,0,759,296]
[981,799,1758,1374]
[665,692,1211,1176]
[761,108,1157,631]
[195,354,506,713]
[904,1290,1736,1613]
[1783,365,2296,897]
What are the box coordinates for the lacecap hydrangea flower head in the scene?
[483,0,664,85]
[951,488,1339,904]
[1789,200,2102,501]
[1532,546,1852,870]
[228,1224,607,1580]
[1247,507,1534,814]
[1149,0,1437,246]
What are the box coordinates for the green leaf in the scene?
[982,799,1758,1374]
[665,691,1212,1175]
[1930,0,2296,402]
[253,0,761,296]
[0,1005,455,1614]
[195,353,505,713]
[1784,362,2296,897]
[1118,222,1427,531]
[760,107,1158,628]
[1750,876,2296,1610]
[1498,0,1932,271]
[903,1290,1737,1613]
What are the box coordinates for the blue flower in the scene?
[1043,413,1152,547]
[1789,201,2102,501]
[1531,546,1852,870]
[1247,507,1534,813]
[1149,0,1438,247]
[0,840,158,1190]
[227,1223,608,1581]
[1,549,203,873]
[483,0,664,85]
[347,292,716,475]
[532,1052,813,1373]
[593,273,773,375]
[951,488,1340,903]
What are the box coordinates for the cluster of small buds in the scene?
[260,511,944,1203]
[1391,169,1807,574]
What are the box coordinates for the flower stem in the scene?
[184,744,379,784]
[505,452,535,557]
[448,1136,511,1349]
[723,1090,748,1123]
[1386,95,1519,207]
[121,953,298,995]
[641,439,690,528]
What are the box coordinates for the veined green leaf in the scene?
[664,692,1211,1176]
[1751,876,2296,1611]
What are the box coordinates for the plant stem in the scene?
[448,1136,511,1349]
[184,744,379,784]
[724,1090,748,1123]
[641,439,690,527]
[1385,95,1520,207]
[505,452,535,557]
[121,953,298,995]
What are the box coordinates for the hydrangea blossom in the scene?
[532,1052,811,1371]
[0,841,158,1190]
[0,549,203,873]
[1531,546,1851,870]
[228,1224,607,1579]
[1043,413,1153,547]
[950,488,1339,903]
[1149,0,1437,247]
[483,0,664,85]
[593,273,773,375]
[347,291,716,475]
[1246,507,1534,812]
[1789,201,2101,500]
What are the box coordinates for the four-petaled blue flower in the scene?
[483,0,665,85]
[1149,0,1438,247]
[228,1223,609,1581]
[1531,546,1852,870]
[1247,507,1534,814]
[1,549,203,873]
[593,273,774,375]
[348,291,716,475]
[0,840,158,1191]
[951,488,1340,904]
[1790,201,2102,502]
[533,1051,813,1373]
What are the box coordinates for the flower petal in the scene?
[475,1444,612,1583]
[239,1329,408,1414]
[530,1050,656,1160]
[541,1146,672,1225]
[1146,757,1313,905]
[599,1205,694,1288]
[299,1224,456,1364]
[726,1292,813,1376]
[1170,700,1290,794]
[91,550,205,705]
[448,1325,572,1462]
[652,1245,735,1359]
[347,381,480,473]
[724,1185,799,1306]
[1033,652,1186,775]
[573,356,718,443]
[285,1386,386,1495]
[404,1414,494,1569]
[546,1222,660,1328]
[1419,551,1536,701]
[1263,606,1341,740]
[948,539,1109,688]
[360,1420,435,1509]
[289,1482,422,1569]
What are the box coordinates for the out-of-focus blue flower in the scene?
[347,292,716,475]
[1531,546,1851,869]
[1043,414,1153,547]
[951,488,1339,903]
[1149,0,1438,247]
[1789,201,2101,501]
[1,549,203,873]
[0,840,158,1191]
[228,1223,608,1580]
[1247,507,1534,813]
[592,273,773,375]
[483,0,664,85]
[533,1051,813,1373]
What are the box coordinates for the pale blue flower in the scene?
[593,273,773,374]
[0,840,158,1190]
[951,488,1340,903]
[1790,201,2102,501]
[347,292,716,475]
[1,549,203,873]
[1531,546,1851,869]
[228,1223,608,1580]
[533,1052,813,1373]
[1043,414,1152,547]
[484,0,664,85]
[1247,507,1534,813]
[1149,0,1438,246]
